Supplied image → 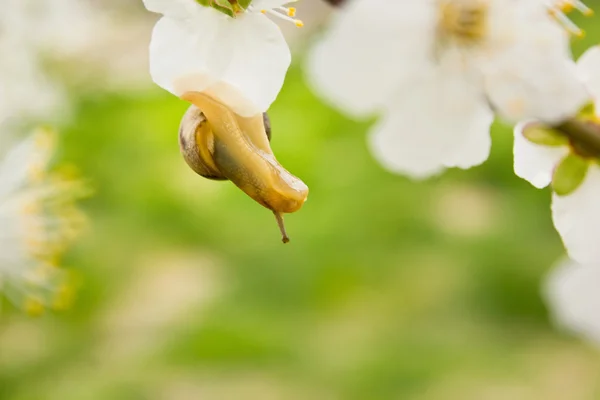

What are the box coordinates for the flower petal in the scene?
[208,13,291,116]
[143,0,200,19]
[577,46,600,112]
[482,2,588,123]
[307,0,435,117]
[149,13,224,95]
[552,166,600,265]
[513,121,569,189]
[0,131,54,201]
[544,258,600,345]
[368,66,493,179]
[0,37,65,124]
[149,12,290,116]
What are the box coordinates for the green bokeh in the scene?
[2,4,600,400]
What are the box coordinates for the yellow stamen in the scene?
[549,0,593,37]
[25,297,45,316]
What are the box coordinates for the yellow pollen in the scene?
[34,129,55,150]
[25,297,45,316]
[439,0,489,44]
[560,3,574,12]
[53,283,76,311]
[20,201,40,215]
[28,164,46,182]
[258,3,304,28]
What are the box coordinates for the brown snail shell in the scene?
[179,106,271,180]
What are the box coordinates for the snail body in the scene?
[179,92,309,243]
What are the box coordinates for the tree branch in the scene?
[323,0,346,6]
[556,119,600,158]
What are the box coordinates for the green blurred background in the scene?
[2,2,600,399]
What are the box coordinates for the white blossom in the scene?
[0,130,86,313]
[0,0,107,126]
[544,258,600,345]
[513,46,600,265]
[0,37,64,125]
[144,0,303,117]
[308,0,588,178]
[0,0,105,57]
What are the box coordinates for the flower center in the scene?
[201,0,305,26]
[547,0,593,37]
[438,0,489,45]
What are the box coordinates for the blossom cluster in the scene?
[302,0,600,348]
[0,0,98,312]
[0,130,87,313]
[0,0,104,126]
[142,0,599,343]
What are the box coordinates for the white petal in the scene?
[306,0,436,117]
[143,0,200,18]
[368,66,493,179]
[513,121,569,189]
[577,46,600,111]
[544,258,600,345]
[552,166,600,265]
[208,13,291,116]
[0,37,65,123]
[0,138,35,200]
[482,2,588,123]
[0,134,52,200]
[149,14,224,95]
[150,12,290,116]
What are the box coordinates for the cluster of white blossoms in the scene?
[0,0,104,125]
[514,46,600,266]
[0,0,99,311]
[306,0,600,346]
[308,0,592,179]
[0,130,87,314]
[522,46,600,348]
[144,0,600,341]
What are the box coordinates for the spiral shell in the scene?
[178,105,271,180]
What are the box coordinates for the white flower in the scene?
[308,0,589,179]
[0,0,105,56]
[0,37,65,125]
[144,0,303,117]
[544,258,600,345]
[0,0,107,125]
[513,46,600,265]
[0,130,86,313]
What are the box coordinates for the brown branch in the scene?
[556,119,600,158]
[323,0,347,6]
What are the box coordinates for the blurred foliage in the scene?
[2,4,600,400]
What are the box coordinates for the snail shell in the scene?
[179,105,271,180]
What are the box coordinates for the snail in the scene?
[179,92,309,243]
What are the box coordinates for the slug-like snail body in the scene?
[179,92,309,243]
